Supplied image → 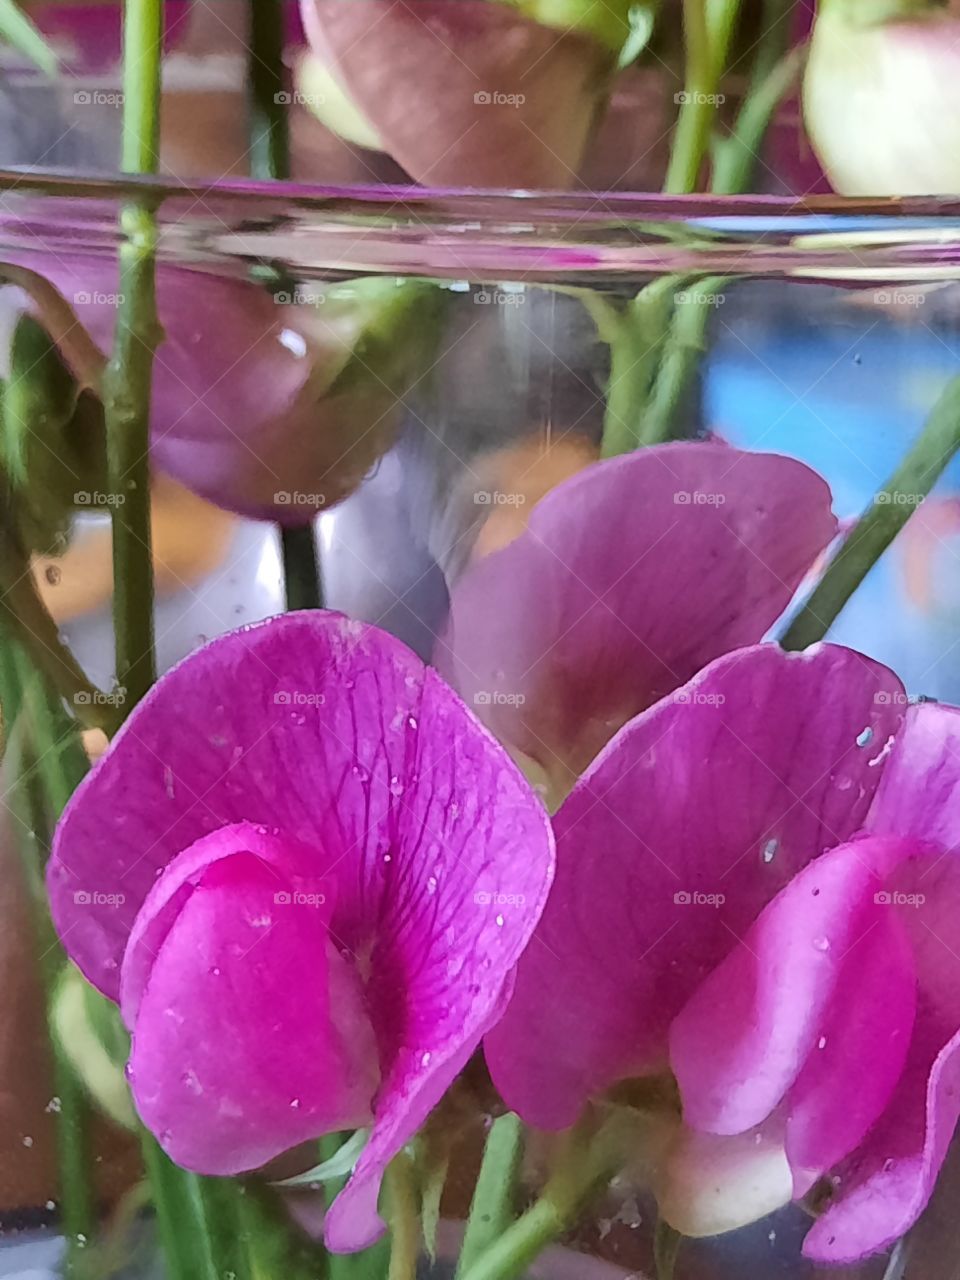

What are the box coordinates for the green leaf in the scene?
[619,3,659,68]
[0,0,58,77]
[272,1127,370,1187]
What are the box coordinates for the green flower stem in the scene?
[457,1120,621,1280]
[139,1135,219,1280]
[247,0,325,611]
[637,275,729,445]
[711,45,804,195]
[664,0,743,193]
[248,0,290,182]
[103,206,160,710]
[455,1114,525,1279]
[281,526,324,611]
[654,1220,683,1279]
[0,528,116,731]
[385,1152,420,1280]
[782,375,960,651]
[0,641,94,1274]
[599,277,688,457]
[105,0,164,710]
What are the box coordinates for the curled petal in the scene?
[671,836,916,1141]
[803,839,960,1262]
[485,643,905,1129]
[50,613,554,1249]
[437,444,838,789]
[122,824,378,1174]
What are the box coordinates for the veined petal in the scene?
[485,643,904,1129]
[50,613,553,1250]
[437,444,837,789]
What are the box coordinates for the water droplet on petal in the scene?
[44,565,61,585]
[407,715,418,730]
[420,1052,432,1067]
[427,876,438,894]
[818,1036,827,1050]
[21,1136,33,1148]
[495,914,505,928]
[389,776,404,798]
[761,837,779,864]
[290,1098,300,1109]
[857,727,874,748]
[812,936,830,952]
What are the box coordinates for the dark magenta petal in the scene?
[5,256,423,524]
[485,643,905,1129]
[436,444,837,788]
[671,836,916,1146]
[300,0,609,188]
[49,613,553,1248]
[122,825,379,1174]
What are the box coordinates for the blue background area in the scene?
[705,303,960,700]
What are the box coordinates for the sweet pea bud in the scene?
[0,310,106,554]
[804,0,960,195]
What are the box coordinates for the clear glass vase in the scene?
[2,171,960,1280]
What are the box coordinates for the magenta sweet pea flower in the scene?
[47,612,553,1251]
[1,255,440,524]
[486,641,960,1262]
[435,443,838,799]
[299,0,612,188]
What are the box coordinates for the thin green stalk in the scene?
[0,526,116,732]
[1,641,94,1274]
[247,0,324,611]
[599,277,688,457]
[665,0,743,193]
[782,375,960,650]
[281,526,324,611]
[105,0,164,709]
[385,1153,420,1280]
[103,207,160,710]
[248,0,290,181]
[654,1221,682,1279]
[711,46,804,195]
[638,275,729,445]
[457,1120,621,1280]
[139,1136,219,1280]
[455,1114,525,1279]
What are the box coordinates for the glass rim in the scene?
[5,167,960,281]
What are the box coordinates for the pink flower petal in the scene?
[50,613,553,1249]
[803,828,960,1262]
[671,836,915,1141]
[3,255,429,523]
[123,825,379,1174]
[437,445,837,789]
[300,0,610,188]
[485,643,905,1128]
